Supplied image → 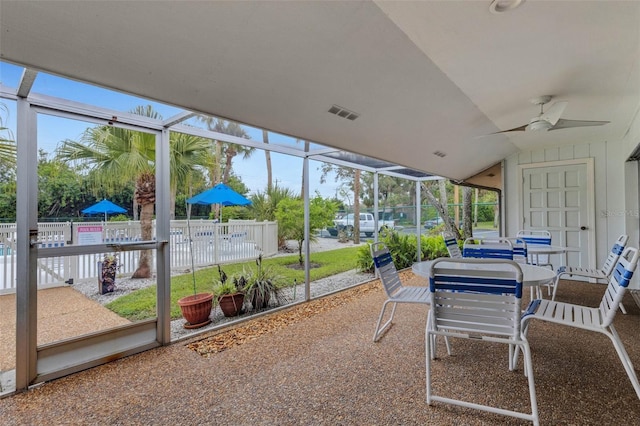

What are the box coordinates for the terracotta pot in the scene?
[218,293,245,317]
[178,292,213,328]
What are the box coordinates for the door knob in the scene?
[580,226,588,230]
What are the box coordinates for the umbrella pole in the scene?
[187,202,197,294]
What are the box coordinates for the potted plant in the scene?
[244,255,283,311]
[177,265,214,329]
[213,273,245,317]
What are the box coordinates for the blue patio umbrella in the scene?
[186,183,251,208]
[82,199,127,221]
[186,183,251,221]
[184,183,252,292]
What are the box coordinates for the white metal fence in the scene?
[0,220,278,292]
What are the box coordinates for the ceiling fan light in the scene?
[527,120,553,132]
[489,0,525,14]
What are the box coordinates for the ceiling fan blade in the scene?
[550,118,610,130]
[540,101,568,126]
[490,124,528,134]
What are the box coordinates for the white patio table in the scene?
[525,244,574,270]
[412,259,556,300]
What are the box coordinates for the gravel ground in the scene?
[6,238,639,424]
[2,278,640,425]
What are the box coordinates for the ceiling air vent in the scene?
[433,151,446,158]
[328,105,359,121]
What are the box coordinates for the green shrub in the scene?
[420,233,449,260]
[109,214,129,222]
[356,230,449,273]
[356,244,374,272]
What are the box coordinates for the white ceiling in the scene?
[1,1,639,182]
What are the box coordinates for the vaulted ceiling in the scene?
[1,1,638,182]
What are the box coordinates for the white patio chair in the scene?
[516,230,553,269]
[427,258,538,425]
[370,242,431,342]
[441,231,461,258]
[517,246,640,400]
[507,237,528,264]
[551,234,628,301]
[463,237,514,260]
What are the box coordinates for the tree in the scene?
[198,116,255,219]
[0,178,16,221]
[0,103,16,170]
[250,184,298,248]
[361,174,412,211]
[132,171,155,278]
[275,194,337,265]
[320,164,363,242]
[461,186,473,239]
[168,131,211,218]
[38,150,86,218]
[0,104,17,221]
[421,180,461,238]
[57,105,212,276]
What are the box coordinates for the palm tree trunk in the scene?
[131,202,153,278]
[132,171,155,278]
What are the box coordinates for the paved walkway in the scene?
[0,287,131,371]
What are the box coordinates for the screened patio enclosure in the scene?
[1,1,638,400]
[0,65,458,394]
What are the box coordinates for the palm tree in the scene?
[0,103,17,169]
[57,105,210,277]
[198,116,256,219]
[132,171,155,278]
[168,131,211,218]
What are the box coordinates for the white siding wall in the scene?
[504,140,627,273]
[623,103,640,289]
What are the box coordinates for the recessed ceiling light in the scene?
[489,0,525,14]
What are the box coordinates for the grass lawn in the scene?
[106,246,364,321]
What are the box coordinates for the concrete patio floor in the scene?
[1,274,640,425]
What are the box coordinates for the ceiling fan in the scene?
[495,95,610,133]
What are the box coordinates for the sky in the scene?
[0,61,341,200]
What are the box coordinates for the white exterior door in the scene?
[520,160,594,270]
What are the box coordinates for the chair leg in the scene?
[521,340,540,426]
[373,300,397,342]
[551,273,563,301]
[425,326,433,404]
[509,344,514,371]
[619,302,627,315]
[607,325,640,400]
[443,334,452,356]
[513,320,531,372]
